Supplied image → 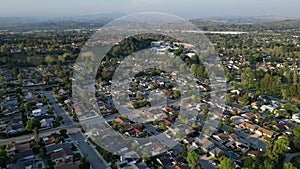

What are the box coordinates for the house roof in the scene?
[46,143,72,154]
[210,147,223,155]
[202,139,214,149]
[7,142,31,153]
[242,112,256,119]
[55,162,79,169]
[215,133,229,140]
[160,119,172,126]
[247,150,265,156]
[50,148,73,161]
[229,133,238,139]
[15,149,34,159]
[43,133,61,145]
[239,122,257,130]
[114,117,124,124]
[257,127,275,137]
[170,163,188,169]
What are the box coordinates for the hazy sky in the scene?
[0,0,299,19]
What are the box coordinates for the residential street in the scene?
[43,91,74,126]
[70,132,110,169]
[0,90,110,169]
[283,152,300,168]
[44,91,110,169]
[0,124,78,145]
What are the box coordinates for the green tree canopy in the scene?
[26,119,41,131]
[220,157,235,169]
[187,151,200,169]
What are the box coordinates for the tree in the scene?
[55,115,63,121]
[284,104,299,114]
[24,102,30,112]
[0,145,6,156]
[48,106,54,114]
[17,73,23,85]
[45,55,55,65]
[260,73,280,96]
[173,89,181,98]
[241,67,255,88]
[0,157,6,168]
[293,71,298,84]
[34,127,39,145]
[266,136,289,163]
[43,74,50,84]
[182,143,187,157]
[174,46,183,56]
[220,157,235,169]
[79,157,90,169]
[260,159,274,169]
[238,92,250,106]
[266,139,279,162]
[136,91,143,100]
[277,136,289,153]
[26,119,41,131]
[187,151,200,169]
[294,125,300,139]
[152,120,159,126]
[243,156,255,168]
[203,108,209,114]
[0,75,5,87]
[160,123,168,131]
[12,67,19,77]
[59,129,68,138]
[179,63,187,72]
[190,64,197,74]
[225,72,233,82]
[285,162,297,169]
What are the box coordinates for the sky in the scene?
[0,0,299,19]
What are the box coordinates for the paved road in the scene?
[0,125,78,145]
[0,91,78,145]
[0,90,110,169]
[43,91,110,168]
[70,132,109,169]
[283,152,300,168]
[43,91,73,126]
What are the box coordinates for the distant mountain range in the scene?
[0,13,125,27]
[0,14,299,32]
[190,16,300,24]
[0,14,299,26]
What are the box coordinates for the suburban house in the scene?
[255,127,276,138]
[50,148,73,163]
[46,143,72,155]
[209,147,224,157]
[202,139,215,152]
[14,149,35,160]
[239,122,257,132]
[31,107,48,117]
[125,127,144,137]
[241,113,256,121]
[42,133,61,145]
[54,162,79,169]
[40,118,53,128]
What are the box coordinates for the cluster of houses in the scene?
[4,131,81,169]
